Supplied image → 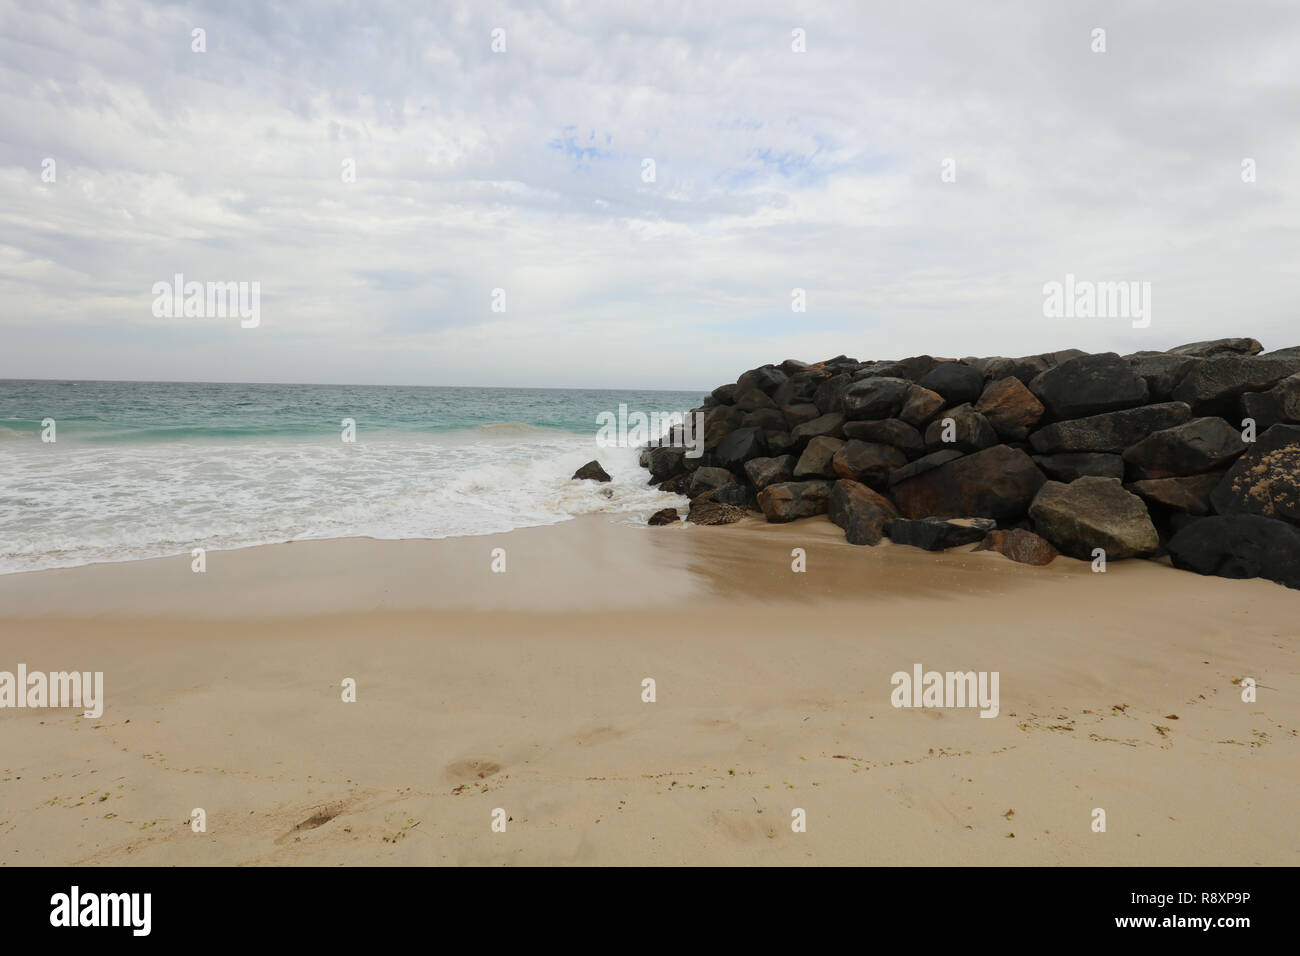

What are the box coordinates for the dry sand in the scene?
[0,515,1296,865]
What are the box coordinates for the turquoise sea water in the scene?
[0,380,704,573]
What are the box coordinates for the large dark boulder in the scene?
[891,444,1046,522]
[743,455,798,490]
[1028,402,1192,454]
[1121,417,1246,479]
[886,517,996,551]
[711,426,768,471]
[813,372,854,413]
[831,440,907,487]
[1028,352,1149,420]
[923,404,998,453]
[842,418,925,457]
[841,377,912,421]
[916,362,984,406]
[1028,477,1159,560]
[1172,355,1300,414]
[736,365,789,396]
[1209,423,1300,524]
[1166,514,1300,589]
[644,446,688,481]
[975,377,1044,441]
[793,435,845,479]
[688,466,737,497]
[1125,472,1223,516]
[828,479,898,545]
[756,480,834,522]
[1032,452,1125,482]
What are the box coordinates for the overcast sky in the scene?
[2,0,1297,389]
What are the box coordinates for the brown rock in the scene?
[892,444,1047,522]
[972,528,1058,565]
[647,507,681,526]
[1125,472,1223,516]
[975,377,1045,441]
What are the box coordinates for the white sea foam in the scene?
[0,431,684,574]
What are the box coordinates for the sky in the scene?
[1,0,1298,389]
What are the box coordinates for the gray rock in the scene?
[1125,352,1201,401]
[1028,477,1159,560]
[1122,417,1246,479]
[1172,355,1300,413]
[689,466,737,497]
[1028,402,1193,454]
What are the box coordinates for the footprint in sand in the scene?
[574,727,625,747]
[445,758,502,784]
[274,801,349,844]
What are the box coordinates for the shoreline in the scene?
[2,516,1297,865]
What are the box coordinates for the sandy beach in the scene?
[1,515,1295,866]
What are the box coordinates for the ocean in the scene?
[0,380,704,574]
